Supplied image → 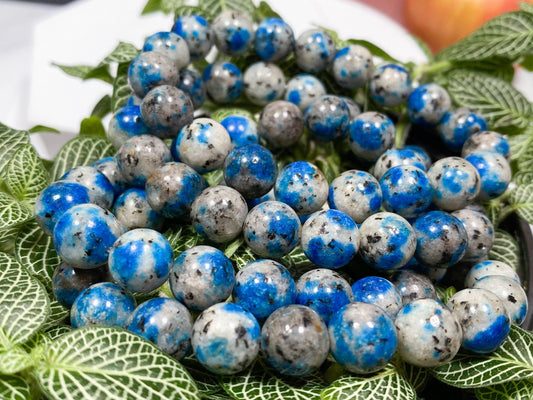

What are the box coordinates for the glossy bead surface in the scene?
[143,31,190,71]
[284,74,326,112]
[439,108,487,152]
[107,105,149,150]
[203,62,243,104]
[465,150,511,200]
[373,148,427,181]
[171,15,213,61]
[128,51,179,98]
[369,63,412,107]
[52,262,107,308]
[452,209,494,262]
[255,17,294,62]
[258,100,304,148]
[178,69,206,109]
[332,44,374,89]
[60,166,114,210]
[304,95,350,142]
[464,260,520,288]
[220,115,259,148]
[462,131,511,160]
[392,270,437,304]
[294,29,336,73]
[92,157,128,198]
[351,276,403,317]
[407,83,451,126]
[348,111,395,162]
[212,10,254,56]
[113,188,164,230]
[243,62,286,106]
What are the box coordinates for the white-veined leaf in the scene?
[197,0,256,19]
[0,122,31,176]
[46,325,72,341]
[210,107,256,122]
[100,42,139,65]
[0,223,23,253]
[34,326,199,400]
[522,2,533,13]
[0,374,32,400]
[488,229,521,272]
[40,293,69,331]
[509,129,533,162]
[517,139,533,173]
[164,225,204,256]
[112,63,132,112]
[475,379,533,400]
[281,247,315,280]
[181,357,224,397]
[0,345,34,374]
[513,171,533,187]
[509,183,533,223]
[0,192,33,232]
[230,244,256,270]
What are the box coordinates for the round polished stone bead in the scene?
[304,95,350,142]
[258,100,304,148]
[107,105,149,150]
[407,83,451,126]
[294,29,336,73]
[465,150,511,200]
[464,260,520,288]
[172,15,213,61]
[113,188,164,230]
[452,208,494,262]
[92,157,129,199]
[284,74,326,112]
[392,270,437,305]
[462,130,511,160]
[59,166,114,210]
[373,148,427,181]
[351,276,403,317]
[369,63,411,107]
[203,61,243,104]
[52,262,107,308]
[178,69,206,109]
[128,51,179,98]
[220,115,259,148]
[332,44,374,89]
[143,31,190,71]
[243,61,286,106]
[348,111,395,162]
[254,17,294,62]
[438,108,487,152]
[212,10,254,56]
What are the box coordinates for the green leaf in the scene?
[40,293,69,331]
[513,171,533,186]
[46,325,72,341]
[100,42,140,65]
[435,286,457,305]
[164,225,204,257]
[449,59,515,82]
[161,0,186,13]
[223,237,244,258]
[508,128,533,163]
[0,122,31,177]
[50,135,115,181]
[91,95,112,119]
[28,125,60,134]
[255,1,281,21]
[521,2,533,13]
[0,345,34,374]
[203,169,224,186]
[79,116,106,137]
[446,70,532,130]
[141,0,162,14]
[83,64,114,84]
[321,364,417,400]
[397,362,429,393]
[210,107,256,122]
[509,183,533,223]
[198,0,256,19]
[475,379,533,400]
[432,325,533,388]
[173,5,209,19]
[52,63,113,84]
[0,192,33,233]
[281,247,315,280]
[181,357,223,397]
[488,229,521,272]
[0,252,50,346]
[520,53,533,71]
[517,136,533,172]
[112,63,132,112]
[0,224,23,253]
[230,244,256,270]
[344,39,401,64]
[0,374,32,400]
[34,326,199,400]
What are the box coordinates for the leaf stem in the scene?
[395,114,411,149]
[412,60,453,82]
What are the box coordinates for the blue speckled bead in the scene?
[170,245,235,311]
[452,209,494,262]
[171,15,213,61]
[407,83,451,126]
[192,302,260,374]
[351,276,403,317]
[108,229,172,293]
[329,302,397,374]
[405,144,432,169]
[128,51,179,98]
[127,93,142,106]
[465,260,520,288]
[220,115,259,148]
[261,305,329,376]
[178,69,206,109]
[462,131,511,160]
[465,150,511,201]
[92,157,128,198]
[258,100,304,148]
[70,282,135,328]
[52,262,107,308]
[113,188,164,230]
[304,95,350,142]
[223,144,277,199]
[203,62,243,104]
[255,17,294,62]
[439,108,487,152]
[448,288,511,354]
[392,270,437,304]
[340,96,361,119]
[395,299,462,367]
[373,148,427,181]
[328,170,382,224]
[358,212,417,270]
[380,165,434,219]
[369,64,412,107]
[60,166,114,209]
[413,211,468,268]
[301,209,359,269]
[233,259,296,322]
[243,62,286,106]
[284,74,326,112]
[332,44,374,90]
[295,29,336,73]
[143,31,190,71]
[53,204,125,269]
[107,105,149,150]
[212,10,254,56]
[274,161,328,215]
[243,201,301,258]
[295,269,353,325]
[34,181,91,236]
[348,111,395,162]
[127,297,193,359]
[246,188,275,210]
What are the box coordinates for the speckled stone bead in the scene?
[70,282,135,328]
[332,44,374,90]
[258,100,304,148]
[413,211,468,268]
[127,297,193,359]
[107,105,149,150]
[34,181,91,236]
[428,157,481,211]
[295,269,353,325]
[407,83,451,126]
[178,69,206,109]
[140,85,194,139]
[329,302,397,374]
[411,262,448,283]
[448,288,511,354]
[462,131,511,160]
[192,302,260,374]
[128,51,179,98]
[294,29,336,73]
[170,245,235,311]
[405,144,432,169]
[369,64,412,107]
[351,276,403,317]
[301,209,359,269]
[52,263,107,308]
[452,209,494,262]
[243,62,286,106]
[284,74,326,112]
[473,275,527,326]
[60,166,114,209]
[53,204,125,269]
[340,96,361,119]
[380,165,433,219]
[392,270,437,304]
[223,144,277,199]
[190,185,248,243]
[243,201,301,258]
[465,260,520,288]
[261,305,329,376]
[203,61,243,104]
[395,299,462,367]
[439,108,487,152]
[145,162,207,219]
[108,229,172,293]
[233,259,296,322]
[373,148,427,181]
[246,188,275,209]
[92,157,129,198]
[255,17,294,62]
[358,212,416,270]
[348,111,395,162]
[143,31,190,71]
[304,95,350,142]
[117,135,171,187]
[127,93,142,106]
[171,15,213,61]
[465,150,511,201]
[113,188,164,230]
[212,10,254,56]
[220,115,259,148]
[328,170,382,224]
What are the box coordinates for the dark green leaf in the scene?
[100,42,140,65]
[520,53,533,70]
[509,183,533,223]
[164,225,204,257]
[508,127,533,163]
[173,5,209,19]
[82,64,113,83]
[28,125,60,134]
[111,63,132,112]
[0,374,32,400]
[520,2,533,14]
[0,122,31,177]
[475,379,533,400]
[203,169,224,186]
[255,1,281,21]
[230,244,256,270]
[91,95,112,119]
[489,229,520,272]
[79,116,106,137]
[345,39,401,63]
[52,63,112,84]
[449,59,515,82]
[142,0,162,14]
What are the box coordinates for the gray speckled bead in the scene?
[340,97,361,119]
[52,262,107,308]
[190,185,248,243]
[462,131,510,160]
[92,157,128,199]
[284,74,326,112]
[295,29,336,73]
[254,17,294,62]
[117,135,171,187]
[107,105,149,150]
[113,188,164,230]
[348,111,395,162]
[258,100,304,148]
[332,44,374,90]
[351,276,403,318]
[373,148,427,181]
[407,83,451,126]
[261,305,329,376]
[369,64,412,107]
[243,62,286,106]
[395,299,462,367]
[203,61,243,104]
[465,151,511,201]
[143,31,190,71]
[60,166,114,209]
[171,15,213,61]
[438,108,487,152]
[405,145,432,170]
[465,260,520,288]
[212,10,254,56]
[392,270,437,305]
[452,209,494,262]
[304,95,350,142]
[128,51,179,98]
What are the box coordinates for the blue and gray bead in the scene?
[451,208,494,262]
[348,111,395,162]
[113,188,164,230]
[128,51,179,98]
[294,29,336,73]
[243,62,286,106]
[392,270,437,304]
[407,83,451,126]
[171,15,213,61]
[254,17,294,62]
[107,105,149,150]
[462,131,510,160]
[465,150,511,201]
[304,95,350,142]
[212,10,254,56]
[351,276,403,317]
[332,44,374,89]
[369,63,412,107]
[465,260,520,288]
[372,148,427,181]
[203,61,243,104]
[178,69,206,109]
[60,166,114,210]
[258,100,304,148]
[439,108,487,152]
[284,74,326,112]
[220,115,259,148]
[92,157,129,198]
[52,262,107,308]
[405,144,432,169]
[143,31,190,71]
